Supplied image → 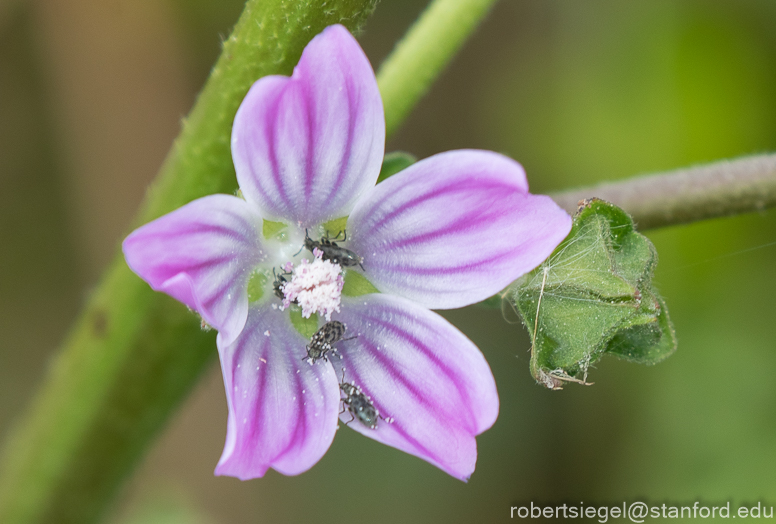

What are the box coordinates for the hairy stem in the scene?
[0,2,378,523]
[550,154,776,230]
[377,0,500,139]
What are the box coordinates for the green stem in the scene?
[0,2,378,523]
[549,154,776,230]
[377,0,500,139]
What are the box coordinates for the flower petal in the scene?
[334,294,498,481]
[215,305,340,479]
[123,194,264,346]
[231,24,385,226]
[347,150,572,309]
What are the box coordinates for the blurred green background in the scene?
[2,0,776,522]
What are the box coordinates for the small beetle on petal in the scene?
[301,229,364,270]
[303,320,354,364]
[339,374,382,429]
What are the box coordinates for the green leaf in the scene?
[322,216,349,236]
[246,270,267,303]
[262,219,287,240]
[289,309,320,339]
[606,295,677,364]
[377,151,417,183]
[511,198,676,389]
[341,269,380,297]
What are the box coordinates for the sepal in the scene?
[511,199,676,389]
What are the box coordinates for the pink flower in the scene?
[123,25,571,481]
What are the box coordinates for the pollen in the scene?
[281,251,344,320]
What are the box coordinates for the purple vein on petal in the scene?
[335,294,496,480]
[351,312,478,432]
[215,305,340,479]
[376,250,515,276]
[344,362,444,465]
[267,86,294,215]
[231,25,384,225]
[230,335,268,446]
[168,254,234,273]
[123,194,265,345]
[352,295,496,430]
[347,150,572,309]
[339,360,448,469]
[301,79,315,203]
[326,70,357,206]
[384,204,500,251]
[275,363,309,464]
[359,178,515,234]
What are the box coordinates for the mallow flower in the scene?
[123,25,571,481]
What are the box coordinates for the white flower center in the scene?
[281,248,344,321]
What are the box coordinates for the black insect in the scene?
[272,272,287,300]
[300,229,364,270]
[302,321,355,363]
[272,267,291,300]
[339,371,382,430]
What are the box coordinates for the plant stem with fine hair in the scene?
[550,154,776,230]
[377,0,500,139]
